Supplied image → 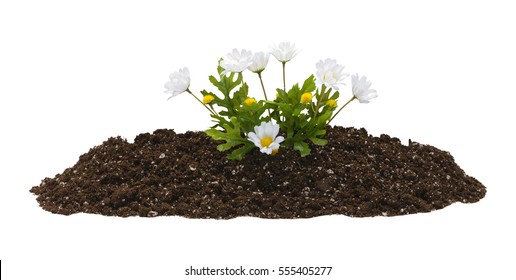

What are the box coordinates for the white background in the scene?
[1,0,515,279]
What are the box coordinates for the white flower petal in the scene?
[260,147,273,155]
[164,67,190,98]
[220,49,254,75]
[264,122,274,137]
[272,123,280,138]
[248,132,261,147]
[315,59,348,90]
[247,121,285,155]
[256,121,266,138]
[352,74,377,103]
[270,42,298,63]
[248,52,270,73]
[269,142,280,151]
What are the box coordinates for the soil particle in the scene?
[30,126,486,218]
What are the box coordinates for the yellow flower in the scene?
[300,92,312,104]
[244,97,256,106]
[203,95,215,104]
[326,99,337,108]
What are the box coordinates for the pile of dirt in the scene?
[30,126,486,218]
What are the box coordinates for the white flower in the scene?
[220,48,253,75]
[247,52,270,73]
[164,67,190,98]
[315,58,349,91]
[270,42,298,63]
[248,121,285,155]
[351,74,377,103]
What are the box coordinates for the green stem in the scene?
[257,72,268,101]
[187,89,219,117]
[328,96,356,124]
[282,62,286,92]
[257,72,271,118]
[240,72,245,87]
[313,84,327,119]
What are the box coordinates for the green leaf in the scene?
[309,137,328,146]
[264,100,280,106]
[293,141,311,157]
[329,90,340,100]
[316,110,333,126]
[216,58,224,75]
[209,71,242,97]
[292,107,303,117]
[227,142,255,160]
[233,83,249,104]
[300,75,316,93]
[205,128,226,141]
[286,127,294,138]
[209,75,219,89]
[204,117,253,160]
[215,141,237,152]
[219,73,241,95]
[287,83,301,103]
[275,89,289,103]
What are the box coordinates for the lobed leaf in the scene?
[205,117,251,160]
[293,141,311,157]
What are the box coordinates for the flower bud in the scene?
[203,95,215,104]
[300,92,313,104]
[244,98,256,106]
[326,99,337,108]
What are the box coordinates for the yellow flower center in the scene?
[300,92,312,104]
[326,99,337,108]
[244,98,256,106]
[260,136,273,148]
[203,95,215,104]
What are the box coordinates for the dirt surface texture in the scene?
[30,126,486,218]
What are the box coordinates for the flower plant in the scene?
[165,42,377,160]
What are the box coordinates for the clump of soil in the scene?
[30,126,486,218]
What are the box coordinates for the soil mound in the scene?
[30,126,486,218]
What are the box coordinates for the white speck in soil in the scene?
[159,153,165,159]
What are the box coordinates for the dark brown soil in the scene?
[30,126,486,218]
